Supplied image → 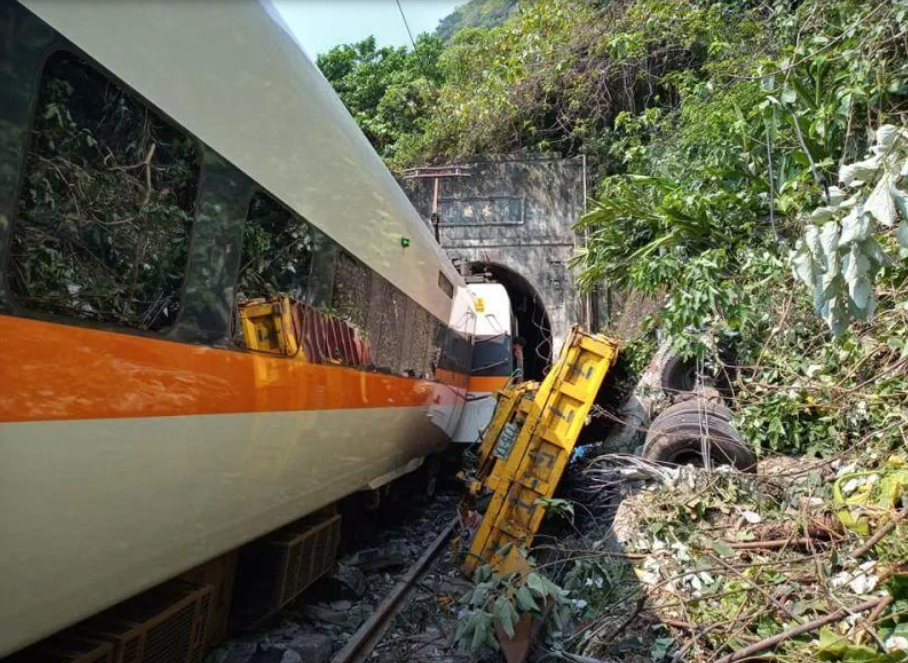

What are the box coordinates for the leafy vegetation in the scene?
[569,454,908,662]
[11,52,199,331]
[453,558,572,655]
[434,0,517,41]
[321,2,908,660]
[316,35,444,167]
[319,0,908,460]
[793,126,908,335]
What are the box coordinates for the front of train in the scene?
[451,282,516,445]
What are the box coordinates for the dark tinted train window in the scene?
[377,285,407,373]
[237,193,313,300]
[472,335,513,376]
[8,52,200,331]
[438,272,454,298]
[413,308,435,379]
[332,250,371,328]
[399,299,418,376]
[430,320,446,380]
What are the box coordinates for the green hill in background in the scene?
[434,0,518,41]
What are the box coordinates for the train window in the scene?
[332,250,371,329]
[237,192,313,300]
[438,272,454,298]
[430,319,446,381]
[363,277,401,373]
[306,228,339,309]
[378,285,406,373]
[409,306,431,379]
[8,51,200,331]
[399,299,419,377]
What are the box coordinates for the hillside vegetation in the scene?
[434,0,517,41]
[320,0,908,458]
[319,3,908,659]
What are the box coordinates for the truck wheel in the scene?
[661,354,737,401]
[643,412,755,472]
[650,399,733,427]
[660,354,699,394]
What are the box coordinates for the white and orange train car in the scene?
[0,1,494,658]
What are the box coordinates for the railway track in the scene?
[330,517,457,663]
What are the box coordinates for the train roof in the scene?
[20,0,463,322]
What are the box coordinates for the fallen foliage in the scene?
[535,453,908,663]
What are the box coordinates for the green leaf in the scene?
[469,612,490,653]
[805,224,823,260]
[470,621,485,653]
[650,636,675,661]
[840,155,882,187]
[494,597,516,639]
[876,125,900,151]
[474,564,493,583]
[840,209,871,246]
[866,172,898,227]
[896,221,908,249]
[792,247,817,287]
[820,222,841,272]
[815,626,903,661]
[527,572,548,598]
[516,586,538,612]
[860,237,896,269]
[712,540,736,558]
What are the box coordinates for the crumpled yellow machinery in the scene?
[238,297,301,356]
[461,326,619,575]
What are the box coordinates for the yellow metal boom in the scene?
[462,326,619,575]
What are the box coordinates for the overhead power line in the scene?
[395,0,417,51]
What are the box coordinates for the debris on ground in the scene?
[530,451,908,663]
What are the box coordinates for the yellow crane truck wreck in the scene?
[459,326,619,575]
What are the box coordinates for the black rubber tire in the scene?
[661,353,738,401]
[660,354,700,394]
[643,411,756,472]
[650,399,733,428]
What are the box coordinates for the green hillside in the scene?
[315,2,908,660]
[434,0,518,41]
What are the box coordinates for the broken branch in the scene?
[852,505,908,558]
[712,597,887,663]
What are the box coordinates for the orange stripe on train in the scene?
[468,376,511,393]
[0,315,461,424]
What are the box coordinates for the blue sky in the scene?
[273,0,463,58]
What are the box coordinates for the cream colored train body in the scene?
[0,1,479,656]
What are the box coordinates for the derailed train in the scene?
[0,1,516,658]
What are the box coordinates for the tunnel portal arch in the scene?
[400,155,598,358]
[470,262,552,380]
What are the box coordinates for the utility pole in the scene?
[401,165,471,243]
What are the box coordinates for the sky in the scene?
[273,0,463,59]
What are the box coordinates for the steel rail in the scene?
[330,517,457,663]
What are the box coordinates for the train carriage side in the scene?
[0,0,473,657]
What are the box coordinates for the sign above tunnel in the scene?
[398,155,592,356]
[438,195,525,226]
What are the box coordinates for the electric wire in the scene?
[395,0,417,51]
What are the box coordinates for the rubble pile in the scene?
[544,452,908,663]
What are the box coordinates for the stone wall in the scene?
[400,155,591,353]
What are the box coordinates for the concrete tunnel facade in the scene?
[400,154,599,376]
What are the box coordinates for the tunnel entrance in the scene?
[469,262,553,381]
